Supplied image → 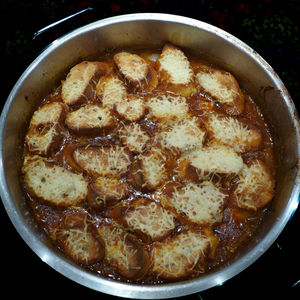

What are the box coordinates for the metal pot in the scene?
[0,13,299,299]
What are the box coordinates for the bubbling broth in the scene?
[21,44,276,283]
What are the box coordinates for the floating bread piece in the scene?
[181,146,244,177]
[65,104,115,135]
[196,68,244,115]
[113,52,157,91]
[158,44,196,97]
[87,177,129,210]
[22,155,88,207]
[71,145,132,178]
[151,229,211,279]
[98,220,150,280]
[112,198,175,242]
[55,209,105,265]
[160,181,227,225]
[128,147,171,190]
[118,123,150,154]
[62,61,109,106]
[96,74,127,109]
[158,117,206,153]
[26,102,67,155]
[115,94,146,121]
[146,93,189,120]
[205,114,262,152]
[232,159,275,210]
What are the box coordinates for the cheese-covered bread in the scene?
[118,123,150,154]
[196,67,244,115]
[232,159,275,210]
[128,147,171,191]
[204,114,262,152]
[70,144,132,178]
[115,94,146,121]
[87,177,129,210]
[158,44,196,97]
[54,209,105,265]
[159,181,227,225]
[111,197,175,242]
[157,117,207,153]
[98,220,150,280]
[22,155,88,207]
[25,102,67,156]
[62,61,109,106]
[65,104,115,136]
[96,74,127,109]
[114,52,157,91]
[151,229,211,279]
[180,145,244,177]
[146,93,189,121]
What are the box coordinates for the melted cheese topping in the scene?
[151,230,211,279]
[163,181,226,225]
[124,199,175,241]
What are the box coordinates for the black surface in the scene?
[1,0,299,299]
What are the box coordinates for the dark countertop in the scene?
[1,1,299,299]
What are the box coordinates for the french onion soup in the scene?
[21,43,276,283]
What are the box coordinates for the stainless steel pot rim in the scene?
[1,13,299,299]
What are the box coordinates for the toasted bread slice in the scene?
[96,74,127,109]
[55,209,105,265]
[115,94,146,121]
[204,114,262,152]
[98,220,150,280]
[128,147,171,191]
[196,67,244,115]
[62,61,109,106]
[160,181,227,226]
[87,177,129,210]
[114,52,157,91]
[157,117,207,153]
[232,159,275,210]
[22,155,88,207]
[118,123,150,154]
[180,145,244,177]
[71,145,132,178]
[65,104,115,136]
[158,44,196,97]
[111,198,175,242]
[151,229,211,279]
[146,93,189,121]
[26,102,67,155]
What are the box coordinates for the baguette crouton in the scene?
[231,159,275,210]
[158,44,196,97]
[204,114,262,152]
[159,181,227,226]
[55,209,105,265]
[87,177,129,210]
[113,52,157,92]
[111,197,175,242]
[70,144,132,178]
[26,102,67,155]
[196,67,244,115]
[98,220,150,280]
[96,74,127,109]
[157,117,207,153]
[118,123,150,154]
[65,104,116,136]
[180,145,244,178]
[62,61,109,106]
[151,229,211,279]
[146,93,189,121]
[22,155,88,207]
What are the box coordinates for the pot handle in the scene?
[32,7,95,40]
